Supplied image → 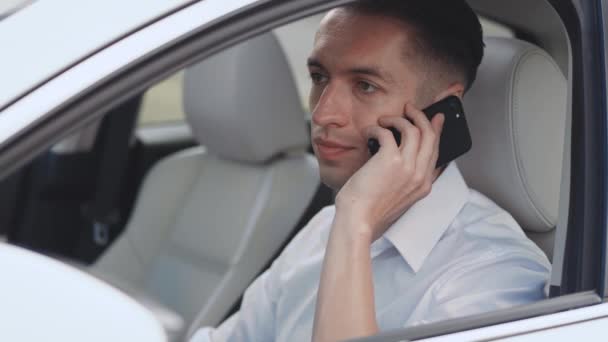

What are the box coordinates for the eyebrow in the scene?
[307,58,325,70]
[307,57,394,83]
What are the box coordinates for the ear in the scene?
[432,82,465,102]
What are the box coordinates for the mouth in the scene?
[313,138,356,161]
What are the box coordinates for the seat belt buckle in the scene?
[82,204,120,247]
[93,221,110,246]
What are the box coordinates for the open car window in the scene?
[0,0,605,341]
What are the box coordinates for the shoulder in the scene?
[406,191,552,323]
[433,189,551,299]
[448,189,548,259]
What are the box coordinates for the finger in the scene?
[429,113,445,161]
[378,116,420,163]
[404,103,436,165]
[365,125,399,153]
[431,113,445,137]
[403,104,437,170]
[377,115,414,147]
[404,103,434,136]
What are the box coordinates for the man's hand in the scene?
[334,103,445,241]
[312,103,444,342]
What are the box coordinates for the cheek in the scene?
[349,99,403,137]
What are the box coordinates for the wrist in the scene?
[331,211,375,246]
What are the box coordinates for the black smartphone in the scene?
[367,95,472,168]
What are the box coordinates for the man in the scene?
[192,1,550,341]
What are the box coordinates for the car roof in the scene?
[0,0,193,110]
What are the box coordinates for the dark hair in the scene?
[345,0,484,91]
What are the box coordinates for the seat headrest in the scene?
[458,37,567,233]
[183,33,309,163]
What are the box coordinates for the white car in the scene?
[0,0,606,341]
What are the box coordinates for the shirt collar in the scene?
[383,162,469,273]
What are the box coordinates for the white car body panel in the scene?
[0,0,193,108]
[502,317,608,341]
[0,243,166,342]
[0,0,29,16]
[0,0,260,145]
[422,303,608,341]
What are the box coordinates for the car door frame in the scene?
[0,0,606,340]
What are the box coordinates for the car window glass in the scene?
[137,71,185,125]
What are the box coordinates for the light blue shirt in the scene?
[191,163,551,342]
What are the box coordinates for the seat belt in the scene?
[80,97,141,254]
[548,89,572,297]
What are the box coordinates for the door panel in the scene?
[421,303,608,341]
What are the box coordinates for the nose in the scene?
[311,83,350,128]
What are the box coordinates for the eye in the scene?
[358,81,378,94]
[310,72,329,85]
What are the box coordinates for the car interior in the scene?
[0,0,573,341]
[92,31,329,340]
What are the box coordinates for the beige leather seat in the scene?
[459,37,568,260]
[92,32,319,339]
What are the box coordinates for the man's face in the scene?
[308,9,426,190]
